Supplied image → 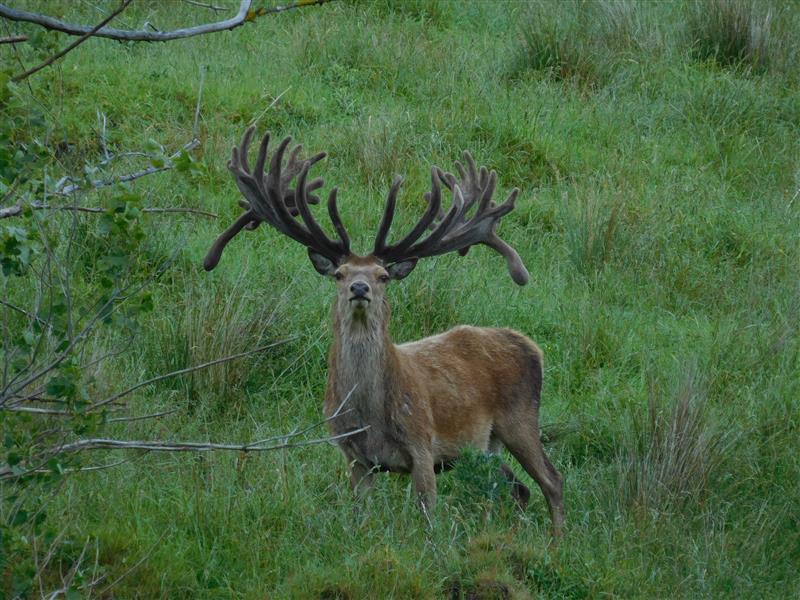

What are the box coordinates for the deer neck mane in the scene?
[331,299,397,418]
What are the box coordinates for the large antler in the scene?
[372,152,529,285]
[203,127,350,271]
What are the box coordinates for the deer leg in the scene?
[410,451,437,519]
[500,463,531,509]
[349,461,375,500]
[498,422,565,537]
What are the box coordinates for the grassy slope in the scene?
[6,0,800,597]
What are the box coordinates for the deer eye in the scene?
[378,274,390,283]
[334,272,344,281]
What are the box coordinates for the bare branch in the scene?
[0,34,26,44]
[182,0,227,12]
[89,337,297,410]
[0,1,335,43]
[11,0,133,83]
[0,203,217,220]
[53,426,369,454]
[54,139,200,195]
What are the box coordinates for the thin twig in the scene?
[89,337,297,410]
[97,531,168,596]
[107,408,179,423]
[54,139,200,195]
[12,0,133,82]
[0,298,54,328]
[183,0,226,11]
[193,64,207,139]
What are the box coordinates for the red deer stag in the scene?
[204,128,564,536]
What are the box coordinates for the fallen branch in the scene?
[12,0,132,82]
[55,426,368,454]
[0,1,334,43]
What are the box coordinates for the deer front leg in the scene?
[410,450,437,518]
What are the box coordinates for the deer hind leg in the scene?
[496,416,565,537]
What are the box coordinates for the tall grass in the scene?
[617,367,736,514]
[686,0,774,71]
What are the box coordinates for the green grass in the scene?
[2,0,800,597]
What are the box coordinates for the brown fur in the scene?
[322,256,564,535]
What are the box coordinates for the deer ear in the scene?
[387,259,418,280]
[308,250,337,276]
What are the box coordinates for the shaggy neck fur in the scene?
[332,298,395,422]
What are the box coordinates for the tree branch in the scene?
[55,427,369,454]
[0,34,27,44]
[0,1,335,43]
[0,204,217,220]
[54,139,200,195]
[11,0,133,82]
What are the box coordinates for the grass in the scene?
[2,0,800,597]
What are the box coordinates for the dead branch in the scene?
[12,0,132,82]
[0,33,26,43]
[182,0,226,11]
[89,337,297,411]
[0,203,217,220]
[55,426,369,454]
[54,139,201,195]
[0,1,334,43]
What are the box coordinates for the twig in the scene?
[182,0,226,11]
[193,64,207,139]
[107,408,179,423]
[0,34,27,44]
[248,86,290,128]
[97,531,168,596]
[11,0,133,82]
[0,298,53,328]
[89,337,297,410]
[54,139,200,195]
[97,109,110,162]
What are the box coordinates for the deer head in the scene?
[204,128,530,316]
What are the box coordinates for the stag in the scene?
[204,128,564,535]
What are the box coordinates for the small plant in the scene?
[616,367,735,514]
[564,188,620,276]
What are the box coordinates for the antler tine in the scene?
[204,129,351,270]
[327,187,350,254]
[375,169,442,262]
[293,162,348,258]
[372,153,529,285]
[374,176,403,255]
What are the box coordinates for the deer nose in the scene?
[350,281,370,298]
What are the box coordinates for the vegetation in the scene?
[1,0,798,597]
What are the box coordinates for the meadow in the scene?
[1,0,798,597]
